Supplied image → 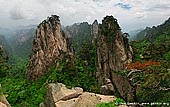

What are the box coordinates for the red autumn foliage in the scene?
[126,60,160,70]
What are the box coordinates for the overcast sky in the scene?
[0,0,170,32]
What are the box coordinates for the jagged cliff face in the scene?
[96,16,132,84]
[96,16,133,101]
[27,15,68,81]
[91,20,98,38]
[64,22,91,52]
[91,20,98,43]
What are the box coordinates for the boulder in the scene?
[55,98,78,107]
[42,83,127,107]
[73,92,116,107]
[72,92,101,107]
[44,83,83,107]
[55,92,118,107]
[55,92,117,107]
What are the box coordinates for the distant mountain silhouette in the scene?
[133,17,170,41]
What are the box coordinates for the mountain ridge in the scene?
[133,17,170,41]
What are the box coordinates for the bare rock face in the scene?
[96,16,132,83]
[26,15,68,80]
[111,74,134,102]
[72,92,101,107]
[41,83,127,107]
[96,16,133,101]
[44,83,83,107]
[91,20,98,42]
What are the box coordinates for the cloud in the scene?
[145,4,170,12]
[9,6,25,20]
[0,0,170,31]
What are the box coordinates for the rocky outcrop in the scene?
[41,83,127,107]
[91,20,98,43]
[96,16,133,101]
[27,15,69,81]
[27,15,134,102]
[96,16,132,82]
[0,84,11,107]
[44,83,83,107]
[111,74,134,102]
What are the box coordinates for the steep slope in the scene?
[27,15,69,81]
[128,28,143,40]
[0,26,36,62]
[134,17,170,40]
[9,28,36,59]
[64,22,91,52]
[0,34,12,57]
[96,16,133,82]
[96,16,134,101]
[91,20,98,43]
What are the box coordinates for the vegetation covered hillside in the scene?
[128,22,170,105]
[134,17,170,41]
